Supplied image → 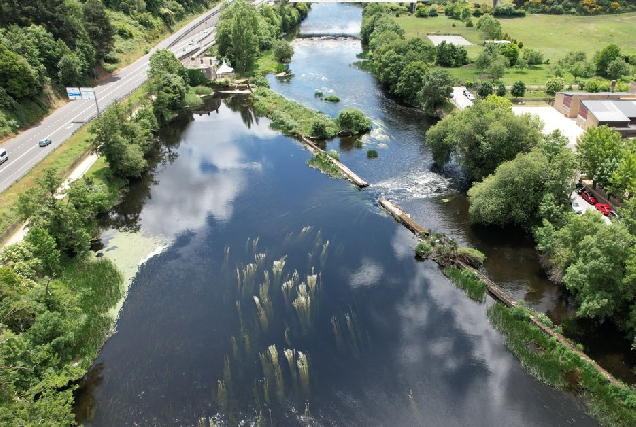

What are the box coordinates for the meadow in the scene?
[394,12,636,87]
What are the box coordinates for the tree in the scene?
[56,52,83,86]
[426,96,543,181]
[230,3,260,74]
[476,14,502,40]
[148,49,187,82]
[487,56,507,81]
[82,0,115,60]
[475,50,493,72]
[336,109,371,135]
[477,81,494,98]
[522,48,544,66]
[545,77,564,94]
[435,41,468,67]
[608,140,636,200]
[502,43,520,67]
[0,44,37,98]
[576,125,625,189]
[395,61,428,106]
[594,43,622,77]
[496,83,506,97]
[606,58,631,80]
[510,80,526,98]
[272,39,294,63]
[569,61,595,82]
[417,69,453,115]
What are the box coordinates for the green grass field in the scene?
[394,12,636,87]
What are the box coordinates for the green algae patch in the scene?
[98,230,168,324]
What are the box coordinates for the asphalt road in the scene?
[0,5,224,194]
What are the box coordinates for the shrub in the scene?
[415,242,432,258]
[457,247,486,268]
[324,95,340,102]
[336,109,371,135]
[511,80,526,97]
[328,149,340,160]
[466,19,474,27]
[583,79,610,93]
[249,74,270,89]
[416,7,428,17]
[354,140,363,149]
[477,81,494,98]
[311,120,328,139]
[496,83,506,97]
[545,77,564,94]
[367,149,378,158]
[429,8,438,16]
[314,91,324,98]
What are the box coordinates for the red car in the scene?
[595,203,612,216]
[581,190,598,205]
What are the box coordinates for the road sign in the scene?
[66,87,81,100]
[80,87,96,100]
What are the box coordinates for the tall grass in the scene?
[488,302,636,427]
[58,256,123,366]
[443,266,486,302]
[307,152,342,178]
[252,88,339,138]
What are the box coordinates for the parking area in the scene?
[451,86,473,110]
[571,190,612,224]
[428,35,472,46]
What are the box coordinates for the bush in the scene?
[429,8,438,17]
[103,53,120,64]
[457,247,486,268]
[367,149,378,158]
[250,75,270,88]
[314,91,324,98]
[583,79,610,93]
[496,83,506,97]
[523,49,544,66]
[511,80,526,97]
[324,95,340,102]
[477,81,494,98]
[273,40,294,63]
[336,109,372,135]
[416,7,428,17]
[328,149,340,160]
[415,242,432,258]
[545,77,564,94]
[311,120,328,139]
[466,19,474,27]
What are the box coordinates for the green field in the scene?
[394,12,636,87]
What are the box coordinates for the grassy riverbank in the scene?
[488,302,636,427]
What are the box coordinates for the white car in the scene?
[571,200,584,214]
[465,91,475,101]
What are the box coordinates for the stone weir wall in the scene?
[377,197,621,387]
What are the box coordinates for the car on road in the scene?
[581,190,598,205]
[38,138,52,147]
[187,39,195,45]
[595,203,612,216]
[0,148,7,164]
[571,200,584,214]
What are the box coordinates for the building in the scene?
[553,84,636,137]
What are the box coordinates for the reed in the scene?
[330,315,345,352]
[253,296,269,332]
[304,402,311,426]
[242,263,258,296]
[242,328,251,355]
[443,266,486,303]
[269,344,285,399]
[231,336,239,361]
[293,284,311,330]
[281,278,294,307]
[272,255,287,286]
[297,351,310,395]
[285,326,292,347]
[320,241,329,269]
[236,301,243,327]
[217,380,228,413]
[253,236,260,253]
[255,252,266,266]
[223,355,232,393]
[306,267,318,296]
[224,245,230,263]
[284,348,297,387]
[260,271,272,317]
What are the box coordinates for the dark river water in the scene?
[76,4,608,426]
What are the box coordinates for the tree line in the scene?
[0,0,214,139]
[426,94,636,350]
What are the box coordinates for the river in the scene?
[75,4,601,426]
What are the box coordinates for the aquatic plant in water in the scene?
[224,245,230,263]
[306,267,318,296]
[253,296,269,331]
[320,240,329,268]
[272,255,287,285]
[281,278,294,307]
[231,336,239,361]
[223,355,232,393]
[259,271,272,317]
[330,315,345,352]
[269,344,285,399]
[297,351,309,395]
[255,252,266,266]
[284,348,297,387]
[293,284,311,330]
[217,380,228,413]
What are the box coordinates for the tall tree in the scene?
[230,2,260,74]
[83,0,116,60]
[417,69,453,115]
[576,125,625,189]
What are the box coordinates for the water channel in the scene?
[76,4,608,425]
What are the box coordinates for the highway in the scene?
[0,5,224,194]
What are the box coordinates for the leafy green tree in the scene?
[476,14,502,40]
[56,52,83,86]
[475,49,494,72]
[522,48,544,66]
[510,80,526,98]
[608,140,636,200]
[395,61,428,106]
[501,43,520,66]
[435,41,468,67]
[606,58,631,80]
[477,81,494,98]
[487,55,507,81]
[545,77,564,94]
[426,95,543,181]
[496,83,506,97]
[417,69,453,115]
[0,44,37,98]
[336,109,371,135]
[569,60,595,82]
[576,125,625,189]
[272,39,294,63]
[594,43,622,77]
[82,0,116,60]
[231,2,260,74]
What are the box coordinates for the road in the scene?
[0,5,224,194]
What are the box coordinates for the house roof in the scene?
[217,61,234,74]
[581,100,630,123]
[614,100,636,118]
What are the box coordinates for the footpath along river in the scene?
[75,3,604,426]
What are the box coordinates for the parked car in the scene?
[581,190,598,205]
[465,91,475,101]
[571,200,584,214]
[608,210,620,219]
[595,203,612,216]
[0,148,7,164]
[38,138,52,147]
